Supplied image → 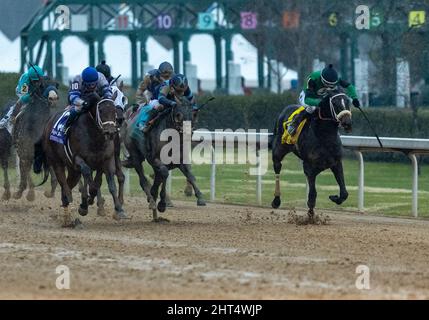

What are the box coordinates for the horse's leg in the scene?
[184,180,193,197]
[329,161,349,205]
[44,167,57,198]
[304,163,321,220]
[104,158,128,221]
[26,167,35,202]
[150,161,169,222]
[271,144,289,209]
[74,156,92,217]
[78,176,89,216]
[133,161,156,211]
[114,135,125,206]
[52,165,75,228]
[88,171,105,216]
[178,164,206,206]
[13,158,27,199]
[1,159,11,201]
[115,159,125,206]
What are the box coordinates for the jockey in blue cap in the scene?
[65,66,113,131]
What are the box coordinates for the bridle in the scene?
[318,93,352,122]
[89,98,117,130]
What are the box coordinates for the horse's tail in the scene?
[33,139,50,186]
[268,119,279,150]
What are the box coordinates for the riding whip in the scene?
[356,106,383,148]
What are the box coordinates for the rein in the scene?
[87,98,116,130]
[318,93,351,122]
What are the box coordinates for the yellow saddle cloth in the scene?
[281,106,308,145]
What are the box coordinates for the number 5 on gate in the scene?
[198,12,215,30]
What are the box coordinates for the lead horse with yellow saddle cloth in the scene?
[270,88,353,220]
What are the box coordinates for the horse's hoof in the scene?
[148,199,156,210]
[197,198,206,206]
[113,210,130,221]
[78,205,88,216]
[153,217,170,223]
[2,191,11,201]
[88,198,95,206]
[44,190,55,198]
[13,192,23,200]
[271,196,281,209]
[97,207,106,217]
[329,195,343,205]
[62,218,82,229]
[26,191,35,202]
[184,187,193,197]
[157,201,166,213]
[165,198,174,207]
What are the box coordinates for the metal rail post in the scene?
[210,146,216,201]
[409,153,418,217]
[355,151,365,212]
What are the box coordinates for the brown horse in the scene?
[38,92,126,227]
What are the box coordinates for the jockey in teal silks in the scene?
[0,65,52,131]
[287,64,360,136]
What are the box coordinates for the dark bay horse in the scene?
[0,127,12,200]
[39,92,126,227]
[271,89,352,219]
[13,76,59,201]
[124,96,205,222]
[0,101,14,200]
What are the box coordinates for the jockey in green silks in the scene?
[288,64,360,136]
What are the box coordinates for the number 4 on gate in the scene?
[409,11,425,28]
[198,12,215,30]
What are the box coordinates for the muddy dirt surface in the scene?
[1,191,429,299]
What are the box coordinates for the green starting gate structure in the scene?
[20,0,283,90]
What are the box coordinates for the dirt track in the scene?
[1,191,429,299]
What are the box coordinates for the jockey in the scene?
[65,66,113,131]
[141,73,197,133]
[135,61,174,106]
[0,65,47,130]
[288,64,360,136]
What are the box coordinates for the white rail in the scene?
[126,132,429,218]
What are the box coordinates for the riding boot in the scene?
[287,110,310,136]
[64,109,80,135]
[141,109,159,133]
[0,104,15,129]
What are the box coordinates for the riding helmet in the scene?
[321,64,339,87]
[171,74,188,93]
[28,65,44,81]
[158,61,174,78]
[82,67,99,83]
[96,61,112,80]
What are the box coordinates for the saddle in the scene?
[282,106,308,145]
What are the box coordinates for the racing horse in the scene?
[12,75,59,201]
[38,91,126,227]
[124,96,206,222]
[270,88,352,219]
[0,105,13,200]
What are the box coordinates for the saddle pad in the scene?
[49,110,70,145]
[281,106,308,145]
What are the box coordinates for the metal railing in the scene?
[126,132,429,218]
